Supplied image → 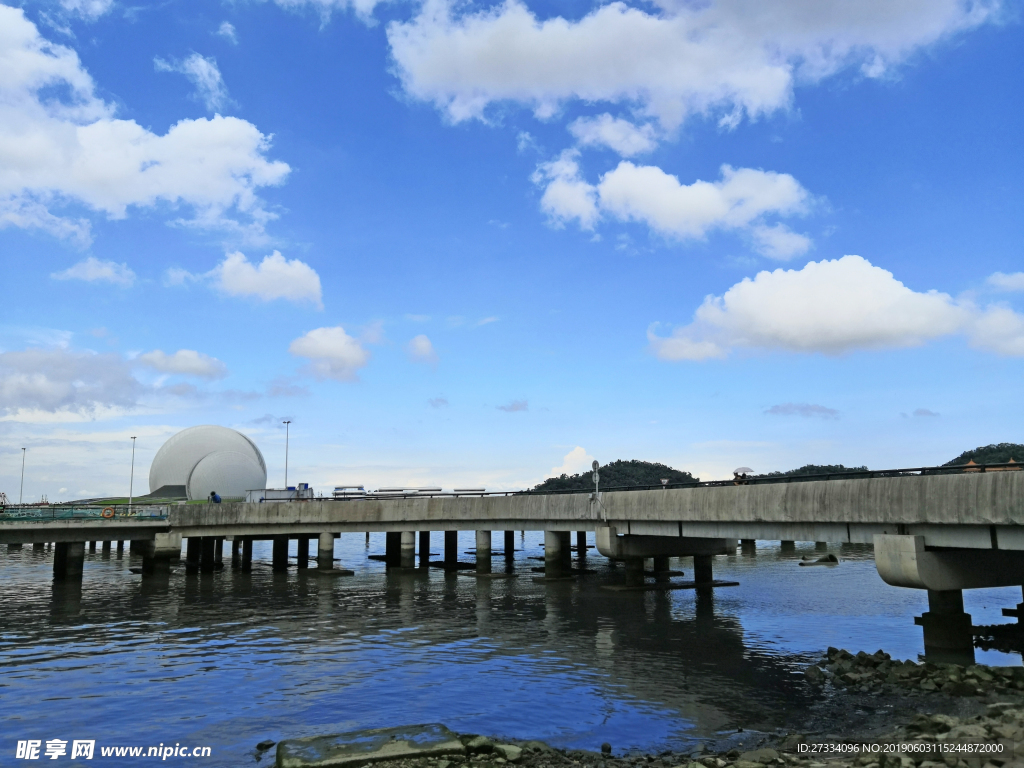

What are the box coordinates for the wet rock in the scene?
[737,749,778,764]
[257,740,276,751]
[277,724,466,768]
[805,666,825,684]
[465,737,495,755]
[601,744,612,756]
[495,745,523,763]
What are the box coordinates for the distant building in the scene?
[149,425,267,501]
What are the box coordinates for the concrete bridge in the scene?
[4,467,1024,660]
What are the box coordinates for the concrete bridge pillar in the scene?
[544,531,563,579]
[419,531,430,565]
[916,589,975,664]
[576,531,587,558]
[272,536,289,572]
[401,531,416,569]
[815,541,828,552]
[53,542,85,580]
[740,539,756,555]
[652,556,671,583]
[116,540,124,555]
[200,537,217,573]
[385,532,401,568]
[231,538,241,569]
[33,542,46,551]
[88,541,97,553]
[318,533,335,570]
[444,530,458,569]
[185,537,201,573]
[142,533,181,575]
[475,530,491,574]
[102,541,111,555]
[780,540,795,553]
[503,531,514,560]
[693,554,714,587]
[213,538,224,567]
[242,538,252,572]
[559,531,572,571]
[130,540,143,555]
[297,536,310,569]
[7,543,22,550]
[624,557,645,588]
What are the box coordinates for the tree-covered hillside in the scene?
[532,459,695,491]
[944,443,1024,466]
[755,464,869,478]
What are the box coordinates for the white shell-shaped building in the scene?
[149,425,267,501]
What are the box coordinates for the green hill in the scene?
[532,459,696,491]
[755,463,869,478]
[944,443,1024,466]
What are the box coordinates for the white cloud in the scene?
[568,114,658,157]
[549,446,594,477]
[211,251,323,308]
[0,7,289,244]
[406,334,438,364]
[648,255,1024,360]
[59,0,114,20]
[51,256,135,286]
[270,0,385,22]
[534,157,810,256]
[137,349,228,379]
[988,272,1024,292]
[289,326,370,381]
[0,347,141,416]
[217,22,238,44]
[162,267,196,287]
[387,0,997,130]
[155,53,231,112]
[497,399,528,412]
[765,402,839,419]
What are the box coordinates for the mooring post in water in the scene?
[297,536,309,569]
[419,531,430,565]
[475,530,491,574]
[400,531,416,569]
[53,542,85,580]
[317,533,335,570]
[544,530,562,579]
[916,589,975,665]
[272,536,289,572]
[444,530,458,570]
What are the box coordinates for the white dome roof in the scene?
[149,425,267,498]
[187,450,266,501]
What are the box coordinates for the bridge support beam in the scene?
[915,590,975,664]
[102,541,111,555]
[116,540,124,555]
[475,530,491,574]
[401,531,416,569]
[503,531,515,560]
[297,536,310,569]
[88,541,97,553]
[231,538,241,569]
[544,531,563,579]
[200,537,216,573]
[318,533,334,570]
[576,531,587,558]
[444,530,458,570]
[53,542,85,580]
[185,537,201,573]
[385,532,401,568]
[419,531,430,565]
[242,538,252,572]
[653,556,671,583]
[272,536,289,572]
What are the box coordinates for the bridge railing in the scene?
[0,505,169,522]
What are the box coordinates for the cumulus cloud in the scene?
[497,399,528,412]
[648,255,1024,361]
[568,114,658,157]
[155,53,231,112]
[0,347,142,417]
[0,7,289,245]
[51,256,135,286]
[534,156,810,256]
[289,326,370,381]
[270,0,384,21]
[988,272,1024,292]
[549,446,594,477]
[387,0,996,130]
[59,0,114,20]
[210,251,323,308]
[217,22,238,44]
[406,334,438,364]
[137,349,228,379]
[765,402,839,419]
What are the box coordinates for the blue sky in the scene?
[1,0,1022,501]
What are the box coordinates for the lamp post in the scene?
[283,420,292,488]
[128,436,137,513]
[19,447,26,505]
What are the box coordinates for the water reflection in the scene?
[1,535,1021,768]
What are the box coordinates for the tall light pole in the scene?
[128,436,137,513]
[283,420,292,489]
[19,447,26,505]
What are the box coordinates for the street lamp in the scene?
[283,420,292,488]
[128,436,137,513]
[19,447,26,505]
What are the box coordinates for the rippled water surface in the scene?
[2,534,1021,766]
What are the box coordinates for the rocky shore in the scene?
[267,650,1024,768]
